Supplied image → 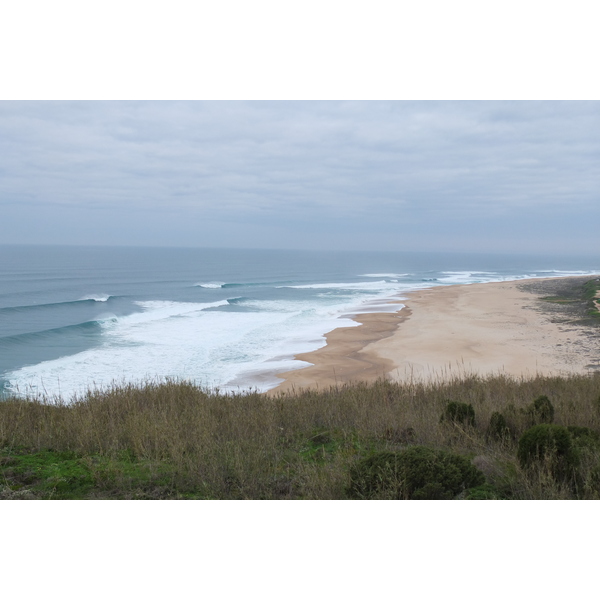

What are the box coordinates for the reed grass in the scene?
[2,373,600,499]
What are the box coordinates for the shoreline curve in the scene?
[268,276,600,395]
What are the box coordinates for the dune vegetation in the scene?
[2,372,600,499]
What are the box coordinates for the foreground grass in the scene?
[2,374,600,499]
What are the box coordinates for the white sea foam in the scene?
[193,282,226,288]
[360,273,409,278]
[441,270,599,281]
[537,270,597,276]
[4,297,363,399]
[279,280,397,290]
[437,271,514,285]
[123,300,230,322]
[350,301,406,315]
[436,270,600,286]
[79,294,111,302]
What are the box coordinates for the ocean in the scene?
[1,245,598,400]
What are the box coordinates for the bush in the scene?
[441,402,475,427]
[486,412,511,441]
[465,483,505,500]
[566,426,600,467]
[347,446,485,500]
[566,426,600,445]
[517,424,579,480]
[527,395,555,425]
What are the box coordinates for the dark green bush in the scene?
[517,424,579,480]
[347,446,485,500]
[566,426,600,445]
[486,412,511,441]
[441,402,475,427]
[465,483,505,500]
[566,426,600,469]
[527,395,555,425]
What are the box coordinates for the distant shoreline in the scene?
[270,275,600,394]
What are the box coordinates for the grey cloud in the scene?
[0,101,598,253]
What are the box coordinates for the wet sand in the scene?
[270,277,600,394]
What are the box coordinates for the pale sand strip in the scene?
[270,277,600,394]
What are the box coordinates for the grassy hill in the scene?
[2,373,600,499]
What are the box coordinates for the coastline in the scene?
[270,276,600,394]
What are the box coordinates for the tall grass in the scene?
[2,373,600,499]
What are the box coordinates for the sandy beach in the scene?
[271,276,600,394]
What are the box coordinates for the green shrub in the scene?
[347,446,485,500]
[527,395,555,425]
[567,426,600,466]
[566,426,600,445]
[441,402,476,427]
[517,424,579,480]
[465,483,505,500]
[486,412,511,441]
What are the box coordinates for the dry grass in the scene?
[2,373,600,499]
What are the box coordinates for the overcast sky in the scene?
[1,101,598,255]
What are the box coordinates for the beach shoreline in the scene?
[269,276,600,395]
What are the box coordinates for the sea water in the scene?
[1,245,598,400]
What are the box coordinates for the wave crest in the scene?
[193,282,226,289]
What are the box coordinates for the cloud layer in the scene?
[1,101,598,254]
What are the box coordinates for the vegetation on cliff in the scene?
[2,372,600,499]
